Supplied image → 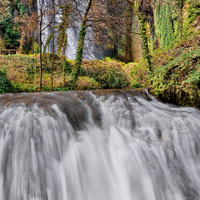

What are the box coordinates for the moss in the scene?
[138,17,152,71]
[67,23,87,90]
[57,4,70,56]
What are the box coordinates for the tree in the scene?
[38,0,44,90]
[126,0,152,72]
[68,0,93,89]
[57,3,70,86]
[16,13,38,53]
[37,0,60,90]
[0,0,22,49]
[51,0,55,91]
[92,0,134,62]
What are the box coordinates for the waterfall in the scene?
[37,0,96,59]
[0,90,200,200]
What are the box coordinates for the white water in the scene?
[0,91,200,200]
[37,0,96,59]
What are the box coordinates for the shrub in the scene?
[0,70,13,93]
[75,76,100,90]
[80,60,129,89]
[123,62,149,88]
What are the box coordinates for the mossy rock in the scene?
[75,76,100,90]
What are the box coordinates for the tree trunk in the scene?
[39,7,43,91]
[67,0,93,90]
[127,0,152,72]
[51,0,55,91]
[138,16,152,72]
[62,38,67,87]
[19,34,25,54]
[178,0,184,39]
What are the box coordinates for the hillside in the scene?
[128,35,200,108]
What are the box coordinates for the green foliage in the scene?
[13,83,39,92]
[151,42,200,107]
[155,4,177,49]
[138,16,152,71]
[186,67,200,86]
[187,5,200,24]
[104,57,113,62]
[0,55,129,92]
[1,21,20,49]
[0,0,27,49]
[0,69,13,93]
[33,42,40,54]
[123,62,149,89]
[80,61,129,89]
[0,39,5,49]
[68,23,87,89]
[94,68,128,89]
[43,34,53,54]
[25,60,38,81]
[57,4,70,56]
[75,76,99,90]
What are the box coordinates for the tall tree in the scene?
[37,0,60,90]
[51,0,55,91]
[57,3,70,86]
[68,0,93,89]
[38,0,44,90]
[126,0,152,72]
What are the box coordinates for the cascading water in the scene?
[37,0,96,59]
[0,90,200,200]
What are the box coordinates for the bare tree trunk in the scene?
[39,7,43,91]
[51,0,55,91]
[68,0,93,90]
[19,34,25,54]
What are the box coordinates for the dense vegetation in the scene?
[0,55,129,91]
[129,36,200,108]
[0,0,200,108]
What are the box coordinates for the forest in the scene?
[0,0,200,107]
[1,1,200,199]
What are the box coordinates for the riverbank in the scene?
[136,35,200,108]
[0,55,129,92]
[1,35,200,108]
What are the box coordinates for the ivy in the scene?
[155,4,178,49]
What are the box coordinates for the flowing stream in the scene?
[0,90,200,200]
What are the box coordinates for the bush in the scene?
[123,62,149,88]
[150,42,200,107]
[0,70,13,93]
[0,55,129,91]
[75,76,100,90]
[80,60,129,89]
